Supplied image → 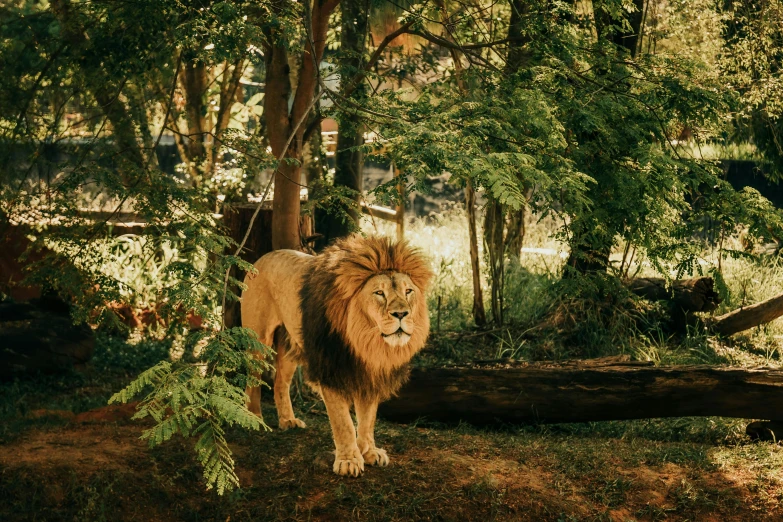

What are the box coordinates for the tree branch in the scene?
[342,19,416,98]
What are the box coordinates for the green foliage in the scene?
[359,0,783,280]
[4,0,783,496]
[719,0,783,176]
[372,74,591,214]
[304,178,362,233]
[91,332,173,374]
[110,327,273,494]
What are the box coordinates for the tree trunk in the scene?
[483,199,505,324]
[467,0,533,322]
[265,0,339,252]
[564,0,647,275]
[504,207,526,257]
[264,38,300,251]
[595,0,646,55]
[564,237,611,275]
[180,57,209,184]
[465,180,487,326]
[379,358,783,425]
[316,0,368,246]
[434,0,485,326]
[272,161,304,250]
[506,0,532,74]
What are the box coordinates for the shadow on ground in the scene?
[1,400,781,522]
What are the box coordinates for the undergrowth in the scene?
[365,206,783,368]
[0,332,170,443]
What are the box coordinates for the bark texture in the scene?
[711,293,783,337]
[465,180,487,326]
[379,358,783,425]
[627,276,722,328]
[627,277,783,337]
[265,0,339,251]
[483,199,505,324]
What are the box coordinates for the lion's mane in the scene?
[299,235,433,401]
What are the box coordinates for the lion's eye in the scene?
[374,290,384,296]
[405,288,413,295]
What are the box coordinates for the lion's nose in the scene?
[390,311,409,320]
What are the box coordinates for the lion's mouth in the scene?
[382,327,410,338]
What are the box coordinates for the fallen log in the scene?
[379,358,783,425]
[627,277,783,337]
[627,277,721,331]
[626,276,722,314]
[710,293,783,337]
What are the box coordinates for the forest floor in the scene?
[2,346,783,522]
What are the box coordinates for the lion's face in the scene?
[318,235,433,374]
[361,272,421,347]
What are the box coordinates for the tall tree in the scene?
[315,0,369,247]
[483,0,535,324]
[264,0,340,250]
[564,0,647,275]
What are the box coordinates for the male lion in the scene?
[241,235,433,476]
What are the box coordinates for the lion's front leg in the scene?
[321,388,364,476]
[355,396,388,467]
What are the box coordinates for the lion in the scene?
[241,234,433,476]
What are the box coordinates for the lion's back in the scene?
[241,249,313,347]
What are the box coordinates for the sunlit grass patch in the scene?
[362,204,563,333]
[364,204,783,367]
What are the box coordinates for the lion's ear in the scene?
[394,244,434,293]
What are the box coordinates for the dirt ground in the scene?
[1,400,782,522]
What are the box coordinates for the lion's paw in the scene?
[332,447,364,477]
[279,418,307,430]
[362,447,389,467]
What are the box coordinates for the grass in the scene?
[1,354,782,521]
[364,205,783,369]
[4,206,783,519]
[0,332,170,444]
